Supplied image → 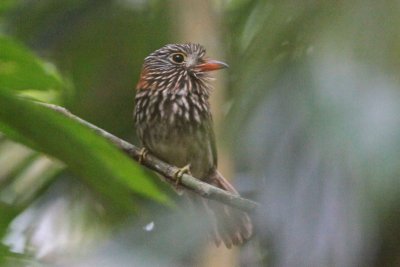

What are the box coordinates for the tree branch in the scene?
[40,103,258,212]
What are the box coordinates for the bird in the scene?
[134,43,252,248]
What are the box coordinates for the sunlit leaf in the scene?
[0,89,170,206]
[0,36,64,102]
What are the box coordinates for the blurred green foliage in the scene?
[0,89,169,205]
[0,36,63,94]
[0,1,174,265]
[0,32,169,209]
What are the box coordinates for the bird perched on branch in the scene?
[134,43,252,248]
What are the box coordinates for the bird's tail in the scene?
[196,171,253,248]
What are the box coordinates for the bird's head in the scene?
[136,43,228,94]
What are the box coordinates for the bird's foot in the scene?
[173,164,191,186]
[138,147,148,164]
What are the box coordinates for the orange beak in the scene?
[196,59,229,72]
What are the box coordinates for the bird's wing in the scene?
[206,116,218,167]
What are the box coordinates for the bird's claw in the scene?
[173,164,191,186]
[138,147,148,164]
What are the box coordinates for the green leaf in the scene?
[0,36,64,102]
[0,89,170,206]
[0,0,19,15]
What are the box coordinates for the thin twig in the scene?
[40,103,259,212]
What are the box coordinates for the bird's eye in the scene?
[171,53,185,64]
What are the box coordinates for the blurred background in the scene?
[1,0,400,266]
